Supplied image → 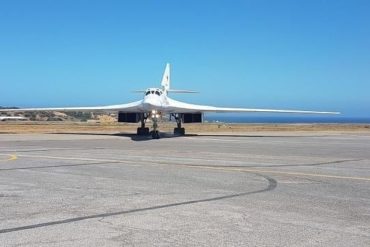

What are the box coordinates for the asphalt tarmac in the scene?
[0,132,369,246]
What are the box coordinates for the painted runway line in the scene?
[9,153,370,182]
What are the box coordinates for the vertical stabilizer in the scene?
[161,63,170,93]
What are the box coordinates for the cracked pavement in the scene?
[0,132,369,246]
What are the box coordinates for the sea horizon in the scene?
[204,115,370,124]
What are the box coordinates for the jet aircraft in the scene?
[0,64,339,138]
[0,116,27,121]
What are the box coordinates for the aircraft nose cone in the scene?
[143,95,160,110]
[143,97,156,106]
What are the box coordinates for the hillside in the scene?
[0,107,116,122]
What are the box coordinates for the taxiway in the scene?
[0,132,369,246]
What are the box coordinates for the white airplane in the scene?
[0,116,27,121]
[0,63,339,138]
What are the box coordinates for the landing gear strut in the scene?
[137,114,149,135]
[151,115,160,139]
[136,112,161,139]
[172,113,185,136]
[136,112,185,139]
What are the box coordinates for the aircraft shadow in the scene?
[52,132,191,141]
[189,134,329,138]
[51,132,326,141]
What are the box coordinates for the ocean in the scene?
[204,115,370,124]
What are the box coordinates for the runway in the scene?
[0,132,369,246]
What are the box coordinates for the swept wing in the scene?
[164,98,339,114]
[0,100,144,113]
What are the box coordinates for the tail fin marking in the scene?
[161,63,170,93]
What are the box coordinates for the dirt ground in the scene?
[1,121,369,135]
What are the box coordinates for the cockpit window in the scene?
[145,89,162,96]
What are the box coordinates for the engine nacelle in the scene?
[182,113,203,123]
[118,112,141,123]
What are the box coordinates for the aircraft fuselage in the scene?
[141,88,167,112]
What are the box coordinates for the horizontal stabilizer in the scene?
[167,89,198,93]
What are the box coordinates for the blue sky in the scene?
[0,0,369,117]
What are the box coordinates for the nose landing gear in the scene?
[151,130,160,139]
[135,112,161,139]
[151,115,160,139]
[136,112,186,139]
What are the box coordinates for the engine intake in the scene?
[118,112,141,123]
[182,113,203,123]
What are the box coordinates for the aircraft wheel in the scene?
[151,130,160,139]
[174,127,185,136]
[137,127,150,135]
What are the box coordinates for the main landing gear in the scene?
[136,114,149,136]
[172,113,185,136]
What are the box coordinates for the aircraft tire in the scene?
[137,127,150,135]
[174,127,185,136]
[151,130,160,139]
